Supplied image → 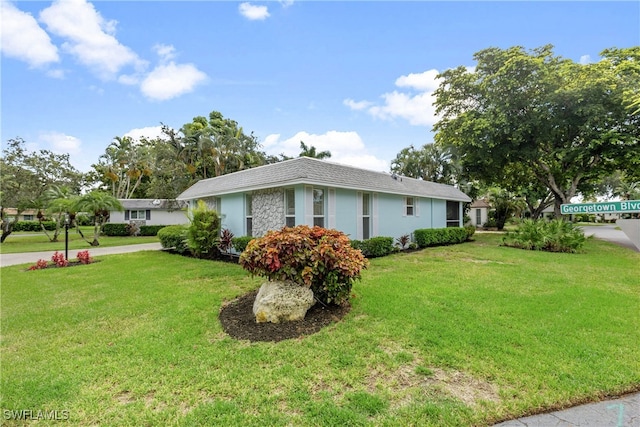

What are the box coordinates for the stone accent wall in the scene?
[252,188,284,237]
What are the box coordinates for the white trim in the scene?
[356,192,363,239]
[372,193,379,236]
[305,186,313,226]
[328,188,336,228]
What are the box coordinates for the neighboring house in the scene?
[1,208,40,221]
[177,157,471,241]
[109,199,188,226]
[469,199,491,228]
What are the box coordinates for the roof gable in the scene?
[177,157,471,202]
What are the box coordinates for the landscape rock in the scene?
[253,281,315,323]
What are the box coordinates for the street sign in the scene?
[560,200,640,215]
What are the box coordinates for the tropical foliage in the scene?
[239,226,369,305]
[502,219,588,253]
[186,200,221,258]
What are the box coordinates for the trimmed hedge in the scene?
[350,236,396,258]
[12,221,56,232]
[157,225,189,254]
[102,223,129,236]
[414,227,469,248]
[139,225,165,236]
[231,236,253,253]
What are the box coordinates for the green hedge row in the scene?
[103,223,172,236]
[11,221,56,232]
[157,225,189,254]
[414,226,474,248]
[350,236,396,258]
[231,236,253,253]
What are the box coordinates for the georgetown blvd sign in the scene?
[561,200,640,215]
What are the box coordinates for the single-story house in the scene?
[108,199,188,226]
[1,208,40,221]
[177,157,471,241]
[469,199,491,228]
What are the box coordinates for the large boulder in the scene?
[253,281,315,323]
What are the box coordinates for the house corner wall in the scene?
[253,188,284,237]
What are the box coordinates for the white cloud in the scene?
[395,70,440,91]
[0,1,59,68]
[124,126,168,141]
[279,0,295,8]
[140,62,207,101]
[580,54,592,65]
[39,0,145,80]
[343,99,373,111]
[263,130,389,172]
[239,3,270,20]
[39,131,82,157]
[154,44,177,63]
[344,68,446,127]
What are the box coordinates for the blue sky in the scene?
[2,1,639,173]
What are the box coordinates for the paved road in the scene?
[0,242,163,267]
[581,224,639,252]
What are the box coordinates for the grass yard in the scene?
[1,234,638,426]
[0,228,159,254]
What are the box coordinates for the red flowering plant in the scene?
[76,250,93,265]
[28,259,50,270]
[51,251,69,267]
[239,225,369,306]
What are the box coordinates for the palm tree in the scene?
[74,191,123,246]
[44,185,77,242]
[298,141,331,159]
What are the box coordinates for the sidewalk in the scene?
[0,242,163,267]
[494,391,639,426]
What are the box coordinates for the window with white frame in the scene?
[285,188,295,227]
[362,192,371,240]
[475,208,482,226]
[246,194,253,236]
[405,197,415,216]
[130,210,147,220]
[313,188,324,227]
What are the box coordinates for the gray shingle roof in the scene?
[119,199,187,210]
[177,157,471,202]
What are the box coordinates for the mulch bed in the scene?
[219,290,351,342]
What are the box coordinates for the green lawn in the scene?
[1,234,638,426]
[0,228,159,254]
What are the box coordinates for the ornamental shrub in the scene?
[350,236,395,258]
[503,219,588,253]
[139,225,165,236]
[414,227,469,248]
[157,225,189,254]
[239,225,369,306]
[187,200,221,259]
[51,251,68,267]
[231,236,253,253]
[102,223,129,236]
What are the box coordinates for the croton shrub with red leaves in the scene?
[239,225,369,306]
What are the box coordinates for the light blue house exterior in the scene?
[177,157,471,241]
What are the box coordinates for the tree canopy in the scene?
[433,45,640,216]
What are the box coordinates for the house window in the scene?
[475,208,482,226]
[130,210,146,220]
[246,194,253,236]
[285,188,295,227]
[313,188,324,227]
[23,215,34,221]
[405,197,414,216]
[446,201,460,227]
[362,193,371,240]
